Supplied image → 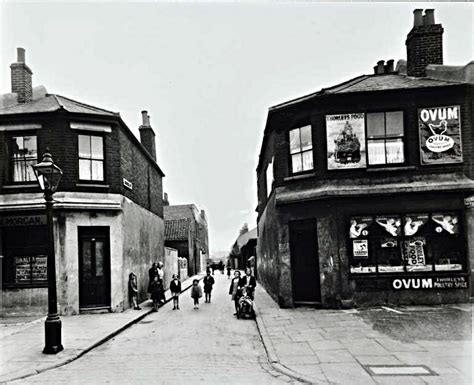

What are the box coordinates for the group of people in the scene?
[128,262,257,316]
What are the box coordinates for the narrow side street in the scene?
[9,273,295,385]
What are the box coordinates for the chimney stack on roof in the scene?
[163,192,169,206]
[139,110,157,161]
[10,47,33,103]
[406,9,443,77]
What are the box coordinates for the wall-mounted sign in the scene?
[404,214,429,236]
[375,215,401,237]
[419,105,462,164]
[431,213,459,235]
[392,276,468,290]
[326,113,366,170]
[0,215,46,227]
[14,255,47,282]
[353,240,368,259]
[349,216,373,239]
[465,197,474,208]
[122,178,133,190]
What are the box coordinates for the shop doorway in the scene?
[78,227,110,310]
[289,219,321,305]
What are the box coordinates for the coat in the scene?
[190,285,203,299]
[203,276,215,293]
[148,267,158,293]
[241,275,257,290]
[150,281,161,301]
[229,277,243,301]
[170,279,181,294]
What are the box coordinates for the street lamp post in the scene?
[32,149,64,354]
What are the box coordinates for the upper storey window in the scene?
[78,134,104,181]
[367,111,405,165]
[10,135,37,182]
[289,125,313,174]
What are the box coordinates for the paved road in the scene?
[12,273,295,385]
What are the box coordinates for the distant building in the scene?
[256,10,473,308]
[163,195,209,276]
[230,225,257,273]
[0,49,166,315]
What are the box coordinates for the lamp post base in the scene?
[43,315,63,354]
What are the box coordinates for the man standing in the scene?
[241,268,257,300]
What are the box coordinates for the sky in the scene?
[1,2,472,253]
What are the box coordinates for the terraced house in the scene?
[256,9,474,308]
[0,48,166,315]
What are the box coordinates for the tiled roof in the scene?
[164,219,191,240]
[0,94,118,116]
[236,227,257,249]
[164,205,197,221]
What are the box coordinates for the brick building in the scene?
[256,10,473,308]
[230,225,257,273]
[163,196,209,276]
[0,48,166,315]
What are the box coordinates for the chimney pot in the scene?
[425,9,435,25]
[413,9,423,27]
[376,60,385,75]
[385,59,394,73]
[17,47,26,63]
[139,111,156,160]
[141,110,150,126]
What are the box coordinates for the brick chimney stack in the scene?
[139,110,157,161]
[10,48,33,103]
[406,9,443,77]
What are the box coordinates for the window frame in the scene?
[6,131,38,184]
[365,110,406,167]
[77,133,106,183]
[288,125,314,175]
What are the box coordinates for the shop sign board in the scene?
[326,113,366,170]
[418,105,462,165]
[0,215,46,227]
[353,240,368,259]
[15,255,47,282]
[392,276,468,290]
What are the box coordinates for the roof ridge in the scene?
[323,74,370,93]
[50,94,64,109]
[53,94,119,115]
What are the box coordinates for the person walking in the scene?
[148,262,158,298]
[150,276,161,311]
[203,271,215,303]
[170,274,181,310]
[128,273,141,310]
[229,270,243,316]
[241,268,257,300]
[190,279,203,309]
[226,262,232,279]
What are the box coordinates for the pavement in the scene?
[0,273,205,384]
[5,272,295,385]
[254,284,473,385]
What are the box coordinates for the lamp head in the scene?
[32,149,63,193]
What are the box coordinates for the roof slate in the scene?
[164,219,191,241]
[163,205,197,221]
[235,228,257,249]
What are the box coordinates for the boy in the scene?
[203,271,215,303]
[170,274,181,310]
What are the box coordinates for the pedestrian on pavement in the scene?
[241,268,257,300]
[170,274,181,310]
[226,263,232,279]
[128,273,141,310]
[150,276,161,311]
[148,262,158,298]
[157,262,166,303]
[190,279,203,309]
[229,270,243,316]
[203,271,215,303]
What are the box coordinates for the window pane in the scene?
[78,135,91,158]
[291,154,303,173]
[91,160,104,181]
[11,137,24,158]
[91,136,104,160]
[82,241,92,277]
[95,241,105,277]
[300,126,312,151]
[368,140,386,165]
[25,159,37,181]
[302,150,314,171]
[386,111,404,137]
[289,129,301,154]
[367,113,385,138]
[79,159,92,180]
[23,136,37,158]
[386,139,404,164]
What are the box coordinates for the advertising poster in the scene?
[375,215,402,237]
[404,214,429,236]
[431,213,459,235]
[326,113,366,170]
[418,105,462,164]
[349,216,373,239]
[353,240,368,259]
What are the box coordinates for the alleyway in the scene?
[10,273,294,385]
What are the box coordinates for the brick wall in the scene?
[10,63,33,103]
[406,24,443,77]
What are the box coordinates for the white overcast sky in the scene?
[1,2,472,253]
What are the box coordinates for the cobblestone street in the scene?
[9,273,294,385]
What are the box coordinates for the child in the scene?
[128,273,141,310]
[203,271,215,303]
[190,279,203,309]
[170,274,181,310]
[150,276,161,312]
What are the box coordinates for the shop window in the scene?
[289,126,313,174]
[78,134,104,181]
[349,212,464,275]
[8,134,37,182]
[367,111,404,165]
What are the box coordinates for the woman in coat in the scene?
[229,270,243,316]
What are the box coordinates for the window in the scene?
[367,111,404,165]
[78,134,104,181]
[266,158,274,197]
[10,135,37,182]
[289,126,313,173]
[349,212,464,275]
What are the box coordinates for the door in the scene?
[78,227,110,309]
[289,219,321,304]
